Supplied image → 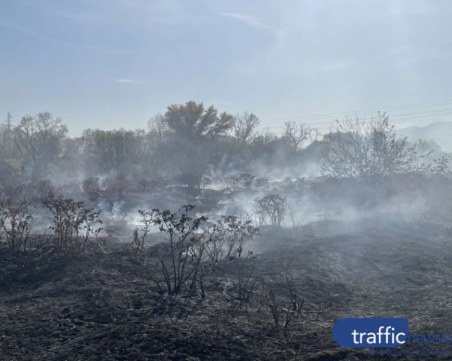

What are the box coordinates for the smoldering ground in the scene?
[1,107,452,360]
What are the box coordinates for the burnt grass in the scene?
[1,219,452,360]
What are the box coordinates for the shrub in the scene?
[0,198,33,252]
[43,196,102,253]
[138,205,207,295]
[255,193,286,226]
[203,215,258,271]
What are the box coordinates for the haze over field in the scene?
[398,121,452,152]
[1,1,452,360]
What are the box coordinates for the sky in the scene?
[1,0,452,135]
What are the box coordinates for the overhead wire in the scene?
[256,99,452,129]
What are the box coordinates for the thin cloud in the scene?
[220,12,268,28]
[114,78,147,85]
[314,60,355,74]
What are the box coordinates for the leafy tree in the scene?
[163,101,234,140]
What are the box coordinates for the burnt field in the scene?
[3,1,452,358]
[1,111,452,360]
[1,215,452,360]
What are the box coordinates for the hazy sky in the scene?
[1,0,452,135]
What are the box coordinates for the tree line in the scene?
[0,101,448,183]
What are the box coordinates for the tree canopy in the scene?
[162,101,234,140]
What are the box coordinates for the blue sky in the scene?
[1,0,452,134]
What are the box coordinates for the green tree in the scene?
[163,101,234,140]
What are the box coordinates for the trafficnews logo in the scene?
[333,318,408,348]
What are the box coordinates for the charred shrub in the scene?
[138,205,207,295]
[0,198,33,252]
[203,215,258,271]
[43,196,103,254]
[255,193,286,227]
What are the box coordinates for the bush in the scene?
[203,215,258,271]
[321,113,417,178]
[138,205,207,295]
[255,193,286,226]
[43,196,102,253]
[0,198,33,252]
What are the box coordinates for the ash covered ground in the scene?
[1,182,452,360]
[1,108,452,360]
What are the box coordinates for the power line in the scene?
[257,100,452,129]
[259,99,452,123]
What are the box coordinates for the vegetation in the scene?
[43,196,103,253]
[321,112,417,178]
[1,103,448,185]
[0,198,33,252]
[0,102,451,360]
[13,112,68,179]
[255,193,287,226]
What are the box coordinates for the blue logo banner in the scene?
[333,318,408,348]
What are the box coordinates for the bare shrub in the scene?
[264,271,331,335]
[131,209,158,257]
[203,216,258,271]
[0,198,33,252]
[43,196,103,253]
[255,193,286,226]
[138,205,207,295]
[236,250,257,307]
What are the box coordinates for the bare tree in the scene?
[321,112,417,178]
[13,112,67,179]
[284,121,309,150]
[234,112,260,142]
